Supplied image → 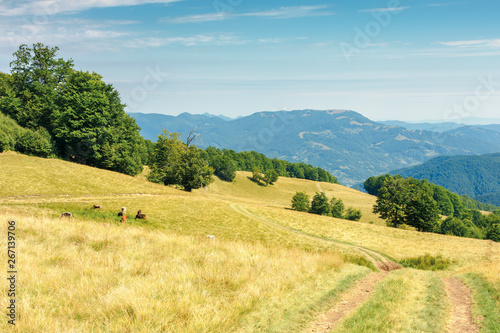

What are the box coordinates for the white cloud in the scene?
[124,34,247,48]
[163,5,333,24]
[438,39,500,48]
[240,5,333,19]
[359,6,410,13]
[163,13,227,24]
[427,2,458,7]
[0,0,182,16]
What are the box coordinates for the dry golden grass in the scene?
[200,172,385,225]
[0,209,369,333]
[245,205,500,273]
[0,152,178,197]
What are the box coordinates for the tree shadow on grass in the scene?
[247,176,267,187]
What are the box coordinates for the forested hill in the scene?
[392,153,500,206]
[130,110,500,186]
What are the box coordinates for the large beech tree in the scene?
[0,43,145,176]
[373,176,440,231]
[148,131,213,191]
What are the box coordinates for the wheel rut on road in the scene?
[306,271,387,333]
[228,203,401,272]
[443,277,480,333]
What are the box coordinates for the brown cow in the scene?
[93,204,102,209]
[120,215,127,223]
[135,210,146,220]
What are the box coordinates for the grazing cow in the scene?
[135,210,146,220]
[60,212,72,220]
[117,207,126,217]
[120,215,127,223]
[93,204,102,209]
[206,235,215,241]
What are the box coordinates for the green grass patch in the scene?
[399,254,453,271]
[461,273,500,333]
[39,202,164,229]
[344,254,377,271]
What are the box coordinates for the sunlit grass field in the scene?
[0,210,370,333]
[1,152,499,332]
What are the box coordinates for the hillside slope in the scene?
[392,153,500,206]
[1,153,499,332]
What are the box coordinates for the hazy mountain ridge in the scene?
[130,110,500,186]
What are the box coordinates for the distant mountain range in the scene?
[129,110,500,186]
[392,153,500,206]
[381,119,500,132]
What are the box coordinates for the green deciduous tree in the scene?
[149,130,213,191]
[1,44,146,176]
[309,192,331,216]
[251,167,263,183]
[263,169,279,186]
[373,176,409,228]
[486,224,500,242]
[291,191,310,212]
[330,197,344,218]
[373,176,440,231]
[405,190,440,232]
[364,174,392,196]
[7,43,73,131]
[51,70,144,175]
[438,217,473,238]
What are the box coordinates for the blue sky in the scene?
[1,0,499,121]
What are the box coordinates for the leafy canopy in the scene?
[0,43,145,176]
[149,130,214,191]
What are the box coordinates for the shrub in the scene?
[15,128,53,157]
[344,207,362,221]
[438,217,480,239]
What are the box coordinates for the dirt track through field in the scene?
[228,203,401,272]
[228,203,402,331]
[306,272,387,332]
[443,277,480,333]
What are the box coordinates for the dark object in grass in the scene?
[135,210,146,220]
[60,212,72,220]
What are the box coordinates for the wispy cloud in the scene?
[438,39,500,48]
[427,2,458,7]
[241,5,333,19]
[163,5,333,24]
[359,6,410,13]
[0,0,182,16]
[162,13,226,24]
[124,34,247,48]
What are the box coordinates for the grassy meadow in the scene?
[1,152,499,332]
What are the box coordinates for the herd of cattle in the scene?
[59,205,146,222]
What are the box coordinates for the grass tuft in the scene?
[399,254,453,271]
